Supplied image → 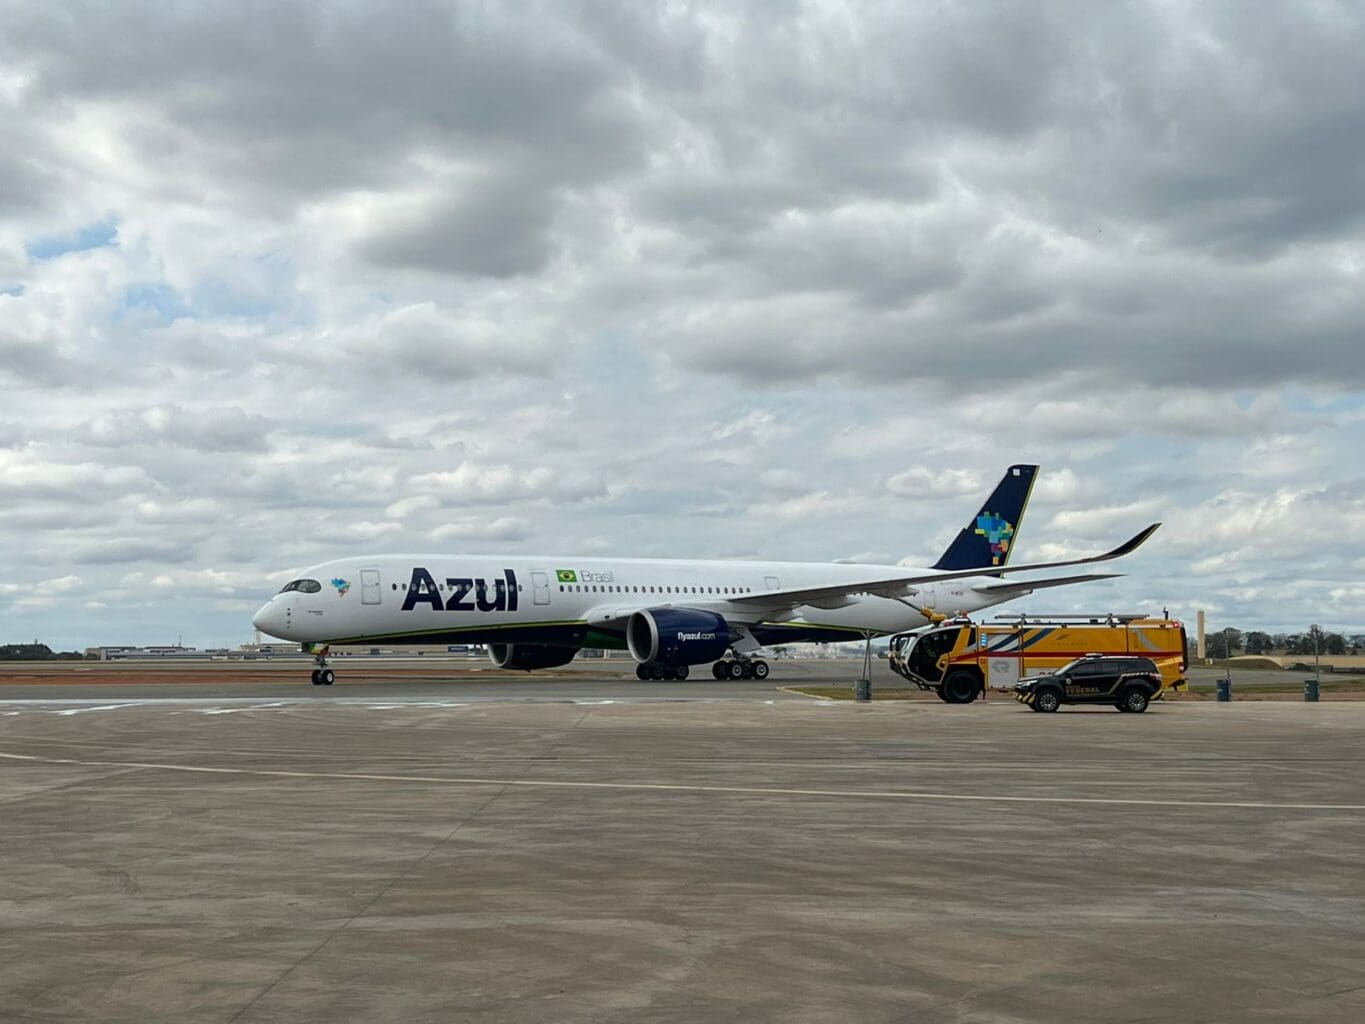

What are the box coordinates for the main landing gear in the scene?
[309,647,335,686]
[635,663,691,681]
[711,656,769,681]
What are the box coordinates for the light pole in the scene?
[1311,624,1322,688]
[1224,626,1234,688]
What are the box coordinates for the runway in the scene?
[2,679,1363,1022]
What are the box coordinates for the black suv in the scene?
[1013,655,1164,713]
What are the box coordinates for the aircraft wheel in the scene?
[726,661,745,680]
[319,669,335,686]
[674,665,690,680]
[751,660,769,680]
[712,662,726,679]
[636,664,649,681]
[649,664,666,681]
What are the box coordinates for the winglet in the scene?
[1101,523,1161,561]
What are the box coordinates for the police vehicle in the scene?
[1013,654,1165,713]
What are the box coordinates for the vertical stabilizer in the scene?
[931,465,1039,571]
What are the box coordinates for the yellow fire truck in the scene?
[888,613,1188,704]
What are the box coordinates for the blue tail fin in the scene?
[931,464,1039,571]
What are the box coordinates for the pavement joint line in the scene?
[224,782,512,1023]
[1,750,1362,812]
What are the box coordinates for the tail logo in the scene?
[973,513,1015,566]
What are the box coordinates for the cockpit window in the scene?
[279,579,322,594]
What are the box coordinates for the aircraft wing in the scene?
[968,573,1122,598]
[726,524,1160,613]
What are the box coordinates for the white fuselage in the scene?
[251,554,1014,650]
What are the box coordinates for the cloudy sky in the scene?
[2,1,1362,650]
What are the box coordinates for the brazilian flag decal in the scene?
[556,569,577,583]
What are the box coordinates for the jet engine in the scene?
[487,644,579,671]
[627,608,732,666]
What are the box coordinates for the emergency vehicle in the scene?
[887,613,1188,704]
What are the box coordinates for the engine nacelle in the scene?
[627,608,732,666]
[487,644,579,672]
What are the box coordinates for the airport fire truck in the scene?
[888,614,1188,704]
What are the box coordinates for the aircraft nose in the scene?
[252,598,287,638]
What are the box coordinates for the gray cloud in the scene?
[360,174,559,279]
[70,538,196,565]
[77,405,273,453]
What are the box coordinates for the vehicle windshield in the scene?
[278,579,322,594]
[903,627,960,683]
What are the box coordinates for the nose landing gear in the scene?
[309,647,334,686]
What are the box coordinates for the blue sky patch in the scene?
[118,283,193,324]
[25,218,119,262]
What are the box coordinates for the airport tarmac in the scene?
[2,679,1363,1022]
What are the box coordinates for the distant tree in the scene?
[0,643,54,660]
[1324,633,1347,656]
[1283,633,1308,655]
[1206,629,1242,659]
[1244,631,1273,655]
[0,643,86,661]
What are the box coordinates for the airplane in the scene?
[251,464,1160,686]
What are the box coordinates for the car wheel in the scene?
[1121,687,1149,713]
[934,684,950,703]
[942,671,978,704]
[1034,688,1061,713]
